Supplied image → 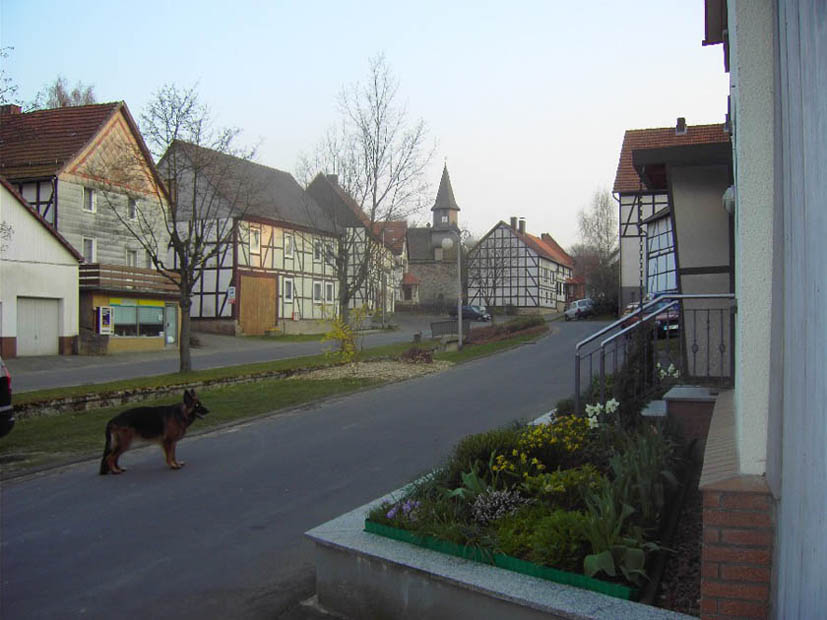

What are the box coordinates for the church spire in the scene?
[432,164,460,212]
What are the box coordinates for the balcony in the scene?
[79,263,180,297]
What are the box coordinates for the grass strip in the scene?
[1,377,377,475]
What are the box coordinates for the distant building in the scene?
[467,217,572,312]
[403,165,462,309]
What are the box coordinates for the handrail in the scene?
[574,293,736,414]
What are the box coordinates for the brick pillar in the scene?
[700,476,773,619]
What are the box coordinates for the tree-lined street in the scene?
[0,321,604,619]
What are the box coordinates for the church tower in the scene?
[431,164,460,230]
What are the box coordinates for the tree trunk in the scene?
[178,293,192,373]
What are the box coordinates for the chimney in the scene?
[675,117,687,135]
[326,173,339,185]
[518,218,526,234]
[510,217,518,230]
[0,104,21,115]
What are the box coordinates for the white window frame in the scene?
[283,278,294,302]
[126,248,138,267]
[82,236,96,262]
[325,281,335,303]
[127,197,138,220]
[313,280,323,304]
[284,232,294,258]
[145,250,153,269]
[313,239,322,262]
[82,187,96,213]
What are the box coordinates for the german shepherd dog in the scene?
[99,389,209,475]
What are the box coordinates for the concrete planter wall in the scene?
[306,490,695,620]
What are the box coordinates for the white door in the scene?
[17,298,59,356]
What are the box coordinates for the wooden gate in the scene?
[238,274,277,335]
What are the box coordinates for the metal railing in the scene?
[574,293,736,414]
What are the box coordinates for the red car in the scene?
[621,300,680,336]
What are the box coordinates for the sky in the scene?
[0,0,729,249]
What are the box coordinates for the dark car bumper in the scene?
[0,405,14,438]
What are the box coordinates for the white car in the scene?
[564,298,594,321]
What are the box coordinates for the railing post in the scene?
[574,351,581,416]
[599,347,606,406]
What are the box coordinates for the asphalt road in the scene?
[0,320,607,620]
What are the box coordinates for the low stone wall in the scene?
[307,491,695,620]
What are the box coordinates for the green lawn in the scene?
[2,327,548,476]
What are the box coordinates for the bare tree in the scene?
[466,227,510,308]
[91,84,257,372]
[571,189,619,310]
[0,47,18,105]
[30,75,96,109]
[300,54,434,318]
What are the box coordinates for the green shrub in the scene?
[496,505,589,572]
[443,425,522,489]
[554,397,575,416]
[504,314,545,333]
[521,464,604,511]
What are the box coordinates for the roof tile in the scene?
[613,123,730,193]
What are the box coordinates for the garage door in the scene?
[17,298,59,356]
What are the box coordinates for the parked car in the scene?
[621,299,680,336]
[448,305,492,321]
[563,298,594,321]
[0,355,14,438]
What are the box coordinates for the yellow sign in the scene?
[109,298,165,307]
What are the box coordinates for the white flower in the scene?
[587,414,599,429]
[605,398,620,414]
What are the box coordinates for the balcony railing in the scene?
[79,263,180,296]
[574,293,736,414]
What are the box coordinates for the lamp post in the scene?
[441,232,462,349]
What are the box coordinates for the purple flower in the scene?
[386,505,399,519]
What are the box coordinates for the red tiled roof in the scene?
[0,175,83,261]
[613,123,730,193]
[519,230,573,268]
[0,103,121,179]
[401,272,420,285]
[373,220,407,255]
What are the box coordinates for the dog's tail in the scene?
[99,421,113,475]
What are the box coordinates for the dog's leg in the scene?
[108,428,131,474]
[99,422,113,475]
[163,440,184,469]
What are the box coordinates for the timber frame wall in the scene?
[466,223,569,310]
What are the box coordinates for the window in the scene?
[441,215,448,224]
[284,233,294,258]
[325,242,334,261]
[314,239,322,262]
[145,251,153,269]
[325,281,335,303]
[250,226,261,254]
[127,198,137,220]
[82,187,96,212]
[112,303,164,337]
[126,249,138,267]
[313,281,323,304]
[82,237,96,263]
[283,278,294,302]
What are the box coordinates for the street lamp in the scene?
[441,233,462,349]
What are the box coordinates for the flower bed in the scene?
[366,407,681,602]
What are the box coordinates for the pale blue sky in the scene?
[1,0,729,248]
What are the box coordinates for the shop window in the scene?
[112,303,165,337]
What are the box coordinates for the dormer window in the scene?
[441,215,448,224]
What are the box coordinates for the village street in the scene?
[0,320,606,620]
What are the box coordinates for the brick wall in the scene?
[700,476,773,619]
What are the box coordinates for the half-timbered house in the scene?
[613,122,730,311]
[467,217,573,312]
[0,102,179,354]
[161,144,340,335]
[306,173,402,318]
